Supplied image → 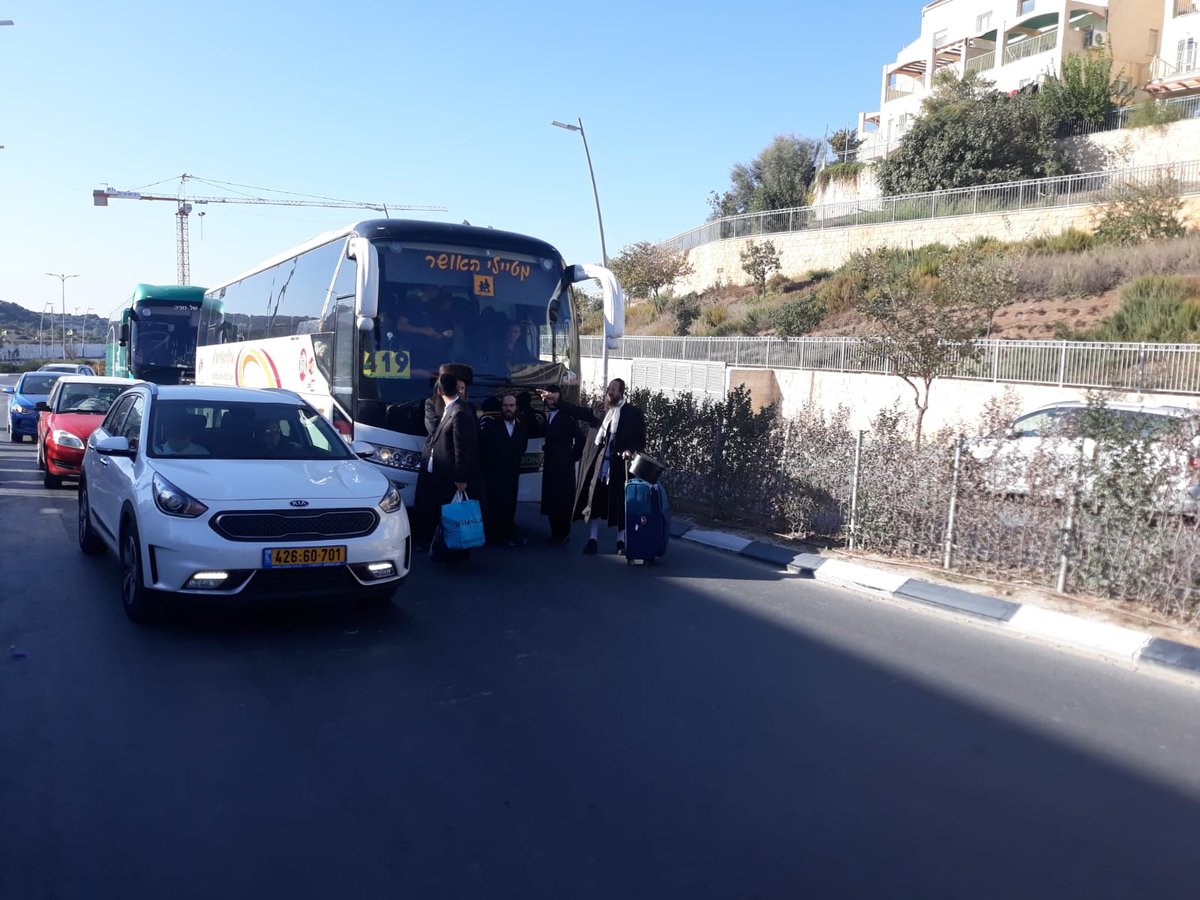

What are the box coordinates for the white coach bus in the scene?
[194,219,623,504]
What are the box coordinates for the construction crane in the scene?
[92,173,446,285]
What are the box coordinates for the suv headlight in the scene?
[378,484,403,514]
[10,404,28,414]
[52,429,85,450]
[152,472,209,518]
[368,443,422,472]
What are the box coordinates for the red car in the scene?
[37,377,138,489]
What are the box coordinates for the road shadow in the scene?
[6,482,1200,899]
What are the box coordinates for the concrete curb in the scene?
[673,521,1200,678]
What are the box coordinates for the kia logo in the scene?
[289,500,310,507]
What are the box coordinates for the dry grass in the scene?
[1015,233,1200,298]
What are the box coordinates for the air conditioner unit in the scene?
[1087,31,1109,48]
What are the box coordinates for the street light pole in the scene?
[46,273,79,360]
[38,302,54,359]
[551,117,609,266]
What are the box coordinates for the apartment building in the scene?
[856,0,1162,160]
[1147,1,1200,96]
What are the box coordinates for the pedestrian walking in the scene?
[479,393,528,547]
[414,371,484,555]
[573,378,646,556]
[535,384,592,545]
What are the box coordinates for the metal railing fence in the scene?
[1057,93,1200,137]
[658,158,1200,253]
[1003,29,1058,65]
[580,335,1200,396]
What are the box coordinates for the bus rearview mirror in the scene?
[347,237,379,323]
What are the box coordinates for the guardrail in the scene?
[580,335,1200,396]
[658,158,1200,253]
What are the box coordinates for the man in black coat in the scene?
[536,384,593,545]
[413,372,484,551]
[479,393,528,547]
[573,378,647,556]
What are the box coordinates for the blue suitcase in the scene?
[625,477,670,565]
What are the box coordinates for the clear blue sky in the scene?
[0,0,912,319]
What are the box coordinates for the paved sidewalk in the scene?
[671,517,1200,679]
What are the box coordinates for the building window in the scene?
[976,11,992,33]
[1179,38,1198,73]
[933,28,948,47]
[1018,0,1035,15]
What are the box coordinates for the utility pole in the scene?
[46,273,79,359]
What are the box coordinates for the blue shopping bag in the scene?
[441,491,485,550]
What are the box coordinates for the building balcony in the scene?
[964,53,995,76]
[1148,55,1200,95]
[885,85,915,103]
[1176,1,1199,18]
[1003,28,1059,65]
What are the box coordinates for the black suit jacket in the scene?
[424,399,482,486]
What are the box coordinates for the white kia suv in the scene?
[77,384,411,622]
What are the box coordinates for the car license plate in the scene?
[263,546,347,568]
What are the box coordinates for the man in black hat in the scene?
[535,385,595,544]
[479,393,528,547]
[572,378,645,556]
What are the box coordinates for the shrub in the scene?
[1086,276,1200,342]
[806,268,834,283]
[1023,228,1096,254]
[1093,176,1186,246]
[1128,101,1185,130]
[667,293,701,336]
[815,161,865,189]
[702,304,729,328]
[772,296,826,336]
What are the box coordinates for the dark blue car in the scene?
[4,371,64,442]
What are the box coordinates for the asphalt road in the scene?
[5,392,1200,900]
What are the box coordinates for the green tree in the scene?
[609,241,695,304]
[1037,49,1131,129]
[855,249,991,446]
[709,134,819,218]
[740,240,782,296]
[828,128,863,164]
[876,71,1067,196]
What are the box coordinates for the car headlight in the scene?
[52,429,85,450]
[368,443,422,472]
[10,404,29,414]
[152,472,209,518]
[378,484,403,514]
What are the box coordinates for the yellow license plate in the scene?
[263,546,347,568]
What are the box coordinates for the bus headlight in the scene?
[368,443,422,472]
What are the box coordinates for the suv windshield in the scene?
[148,400,353,461]
[19,374,62,395]
[56,383,127,414]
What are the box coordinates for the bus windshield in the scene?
[360,241,572,409]
[133,302,202,370]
